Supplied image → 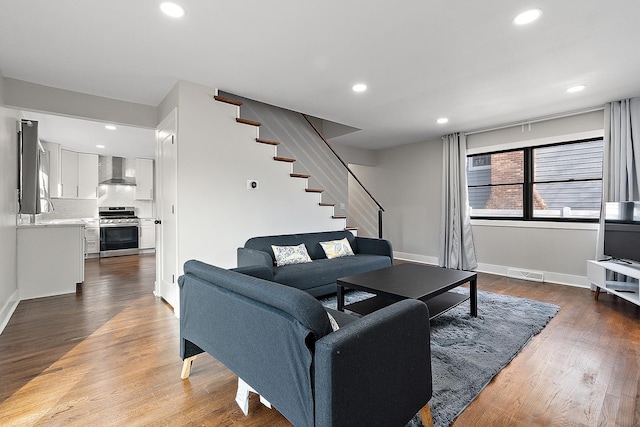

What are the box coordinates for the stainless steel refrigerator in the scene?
[18,119,53,217]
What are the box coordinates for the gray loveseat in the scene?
[178,259,433,427]
[237,230,393,296]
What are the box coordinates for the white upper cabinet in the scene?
[60,149,98,199]
[61,149,79,198]
[42,142,62,198]
[135,158,154,200]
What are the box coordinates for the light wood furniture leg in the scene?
[420,403,434,427]
[180,355,198,379]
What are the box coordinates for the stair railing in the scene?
[302,114,385,238]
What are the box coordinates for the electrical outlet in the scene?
[247,180,259,190]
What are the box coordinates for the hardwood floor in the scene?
[1,255,638,426]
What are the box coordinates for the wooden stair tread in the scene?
[214,95,242,106]
[305,188,324,193]
[256,138,281,146]
[319,202,335,206]
[345,227,359,230]
[236,117,261,126]
[332,215,347,219]
[274,156,296,163]
[290,173,311,179]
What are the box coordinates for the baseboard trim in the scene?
[475,262,590,288]
[393,252,438,266]
[393,251,590,288]
[0,288,20,335]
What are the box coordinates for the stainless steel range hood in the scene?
[99,156,136,186]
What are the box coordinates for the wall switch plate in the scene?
[247,180,259,190]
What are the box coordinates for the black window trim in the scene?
[468,137,603,223]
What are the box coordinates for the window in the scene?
[468,154,491,170]
[467,138,603,221]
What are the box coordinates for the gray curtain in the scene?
[596,98,640,260]
[439,133,478,270]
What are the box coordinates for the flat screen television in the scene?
[603,201,640,264]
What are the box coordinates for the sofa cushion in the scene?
[319,238,354,259]
[272,244,312,266]
[273,254,391,291]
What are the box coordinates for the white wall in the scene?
[467,110,604,286]
[173,81,348,269]
[467,110,604,151]
[353,139,443,263]
[0,102,20,333]
[361,110,605,287]
[3,78,157,129]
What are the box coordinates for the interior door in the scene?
[156,110,179,314]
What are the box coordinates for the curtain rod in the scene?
[463,105,605,137]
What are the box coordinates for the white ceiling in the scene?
[2,0,640,152]
[23,111,156,159]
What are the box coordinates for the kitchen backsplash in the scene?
[33,185,154,220]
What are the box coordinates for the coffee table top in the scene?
[337,263,477,301]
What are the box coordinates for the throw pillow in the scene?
[319,238,355,259]
[271,244,312,267]
[326,311,340,331]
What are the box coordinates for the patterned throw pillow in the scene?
[271,244,312,267]
[319,238,355,259]
[326,311,340,331]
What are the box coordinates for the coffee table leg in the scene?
[470,277,477,317]
[337,284,345,312]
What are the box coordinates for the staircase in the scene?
[213,94,352,231]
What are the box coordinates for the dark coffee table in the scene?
[337,263,477,319]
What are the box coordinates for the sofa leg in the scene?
[420,403,434,427]
[181,355,198,379]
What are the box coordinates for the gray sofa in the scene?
[179,259,432,427]
[237,230,393,296]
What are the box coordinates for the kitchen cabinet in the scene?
[135,158,154,200]
[84,219,100,257]
[60,149,98,199]
[17,223,84,299]
[42,141,62,198]
[139,218,156,250]
[61,149,78,198]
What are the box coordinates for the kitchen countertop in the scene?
[17,218,97,228]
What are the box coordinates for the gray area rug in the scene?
[320,289,560,427]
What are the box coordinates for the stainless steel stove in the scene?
[99,206,139,257]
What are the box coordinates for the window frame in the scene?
[467,137,603,223]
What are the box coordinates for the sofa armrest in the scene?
[237,247,273,268]
[314,299,431,427]
[354,236,393,260]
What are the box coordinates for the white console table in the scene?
[586,260,640,306]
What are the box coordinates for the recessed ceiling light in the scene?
[105,125,116,130]
[513,8,542,26]
[352,83,367,93]
[160,2,185,18]
[96,145,105,149]
[566,85,586,93]
[437,118,449,124]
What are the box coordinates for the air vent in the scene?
[507,268,544,282]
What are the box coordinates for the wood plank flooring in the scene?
[1,255,638,426]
